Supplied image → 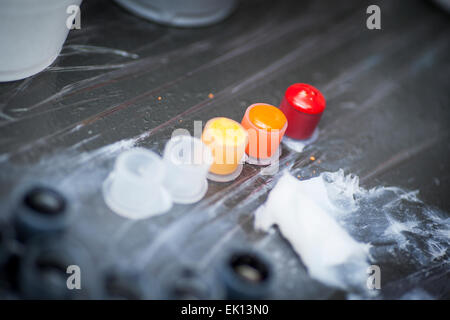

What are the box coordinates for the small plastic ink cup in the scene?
[0,0,83,82]
[280,83,326,141]
[201,117,248,182]
[163,135,213,204]
[103,148,172,219]
[114,0,237,27]
[241,103,287,166]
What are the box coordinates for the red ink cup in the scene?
[279,83,326,140]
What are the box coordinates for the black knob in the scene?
[19,238,101,299]
[14,186,70,242]
[218,249,274,299]
[23,187,66,215]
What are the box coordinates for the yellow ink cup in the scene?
[201,117,248,182]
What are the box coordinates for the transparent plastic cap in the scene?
[163,135,213,204]
[103,148,172,219]
[282,128,319,153]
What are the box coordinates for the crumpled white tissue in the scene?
[255,172,369,291]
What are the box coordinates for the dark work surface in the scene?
[0,0,449,299]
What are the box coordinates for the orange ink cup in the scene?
[241,103,287,165]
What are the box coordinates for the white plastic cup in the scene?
[163,135,213,204]
[103,148,172,219]
[0,0,82,82]
[114,0,237,27]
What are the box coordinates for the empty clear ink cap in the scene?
[163,135,213,204]
[103,148,172,219]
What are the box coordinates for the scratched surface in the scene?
[0,0,449,299]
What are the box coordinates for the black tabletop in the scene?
[0,0,449,299]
